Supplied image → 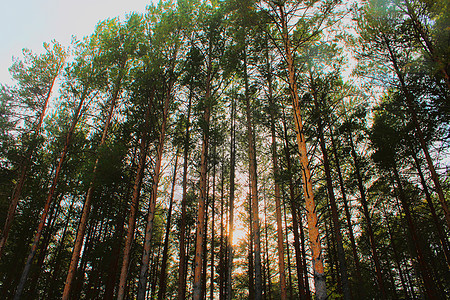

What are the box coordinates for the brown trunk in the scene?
[411,151,450,266]
[243,41,262,300]
[209,146,217,300]
[299,212,311,299]
[178,85,192,300]
[262,189,272,300]
[311,79,351,299]
[63,65,125,300]
[278,4,326,298]
[138,76,174,300]
[392,164,438,299]
[14,89,87,300]
[0,60,62,258]
[348,131,387,297]
[248,188,255,300]
[381,32,450,229]
[219,160,225,300]
[226,97,236,300]
[330,130,361,281]
[201,176,210,300]
[193,56,212,300]
[402,0,450,90]
[117,93,154,300]
[383,207,410,299]
[282,193,294,300]
[158,153,179,300]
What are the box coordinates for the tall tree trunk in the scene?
[392,164,438,299]
[402,0,450,90]
[348,131,387,297]
[201,176,210,300]
[248,188,255,300]
[219,160,225,300]
[0,60,63,258]
[158,153,179,300]
[311,82,351,299]
[282,193,294,300]
[383,206,410,299]
[267,48,287,300]
[381,32,450,229]
[243,42,262,300]
[14,89,88,300]
[138,77,174,300]
[63,65,125,300]
[299,212,311,299]
[411,150,450,266]
[226,97,236,300]
[210,146,217,300]
[263,188,272,300]
[330,130,361,281]
[178,84,192,300]
[278,4,326,298]
[117,93,154,300]
[193,53,212,300]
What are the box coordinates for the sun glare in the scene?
[231,226,247,246]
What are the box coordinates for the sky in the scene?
[0,0,152,85]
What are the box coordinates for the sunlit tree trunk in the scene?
[226,97,236,300]
[243,42,262,300]
[277,4,326,297]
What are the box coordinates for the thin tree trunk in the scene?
[267,49,287,300]
[158,153,179,300]
[0,60,62,258]
[330,130,361,281]
[263,188,272,300]
[226,96,236,300]
[383,207,410,299]
[381,31,450,229]
[299,211,311,299]
[219,160,225,300]
[278,4,326,298]
[193,52,212,300]
[392,163,438,299]
[210,146,217,300]
[282,192,294,300]
[63,65,125,300]
[243,41,262,300]
[411,151,450,266]
[117,93,154,300]
[178,84,192,300]
[137,76,174,300]
[14,89,87,300]
[201,176,210,300]
[248,188,255,300]
[311,81,351,299]
[348,131,387,297]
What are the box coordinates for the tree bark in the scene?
[277,4,327,298]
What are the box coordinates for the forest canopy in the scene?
[0,0,449,299]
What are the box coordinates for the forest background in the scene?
[0,0,449,299]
